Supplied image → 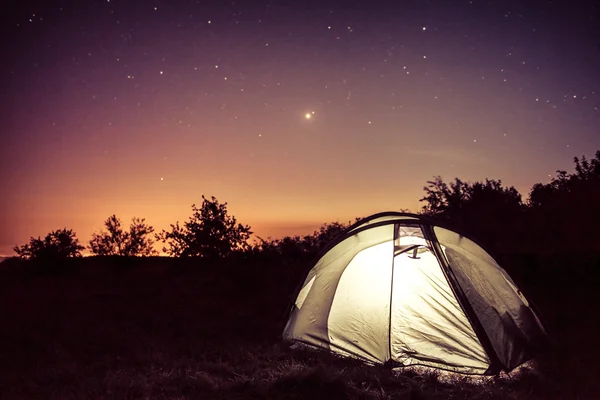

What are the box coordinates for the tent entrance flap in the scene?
[389,241,490,373]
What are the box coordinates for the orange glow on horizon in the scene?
[2,1,596,256]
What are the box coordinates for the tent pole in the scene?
[387,223,399,364]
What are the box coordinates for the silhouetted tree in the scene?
[89,215,127,256]
[420,176,470,218]
[13,228,85,260]
[420,176,524,251]
[527,150,600,252]
[529,150,600,209]
[156,195,252,258]
[421,177,523,216]
[126,217,158,256]
[89,215,157,256]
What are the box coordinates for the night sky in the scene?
[2,0,599,256]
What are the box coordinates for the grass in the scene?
[0,253,598,399]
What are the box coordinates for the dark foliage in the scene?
[529,150,600,209]
[419,150,600,255]
[12,228,85,261]
[527,150,600,253]
[419,177,525,252]
[156,195,253,258]
[89,215,157,256]
[251,220,358,260]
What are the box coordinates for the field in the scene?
[0,253,598,400]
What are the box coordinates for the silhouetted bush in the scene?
[156,195,252,258]
[250,220,356,261]
[89,215,157,256]
[13,228,85,261]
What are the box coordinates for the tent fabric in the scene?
[283,224,395,361]
[390,249,490,373]
[327,241,393,362]
[390,224,489,372]
[348,213,419,235]
[434,226,548,370]
[283,213,548,375]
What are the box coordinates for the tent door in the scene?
[389,247,490,372]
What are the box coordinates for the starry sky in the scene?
[1,0,599,256]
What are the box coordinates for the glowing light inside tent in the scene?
[284,217,549,375]
[327,241,394,363]
[390,249,489,371]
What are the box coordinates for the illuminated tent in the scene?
[283,212,548,375]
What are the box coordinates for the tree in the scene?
[89,215,157,256]
[527,150,600,252]
[421,177,522,216]
[156,195,252,258]
[13,228,85,260]
[529,150,600,209]
[126,217,158,256]
[420,176,524,251]
[419,176,469,219]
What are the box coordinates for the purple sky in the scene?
[1,0,599,255]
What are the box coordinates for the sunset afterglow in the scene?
[2,0,599,256]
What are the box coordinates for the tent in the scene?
[283,212,548,375]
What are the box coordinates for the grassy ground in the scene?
[0,254,598,399]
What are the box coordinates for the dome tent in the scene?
[283,212,548,375]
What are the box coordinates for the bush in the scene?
[156,195,252,258]
[13,228,85,261]
[89,215,157,256]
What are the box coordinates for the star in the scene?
[4,0,598,263]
